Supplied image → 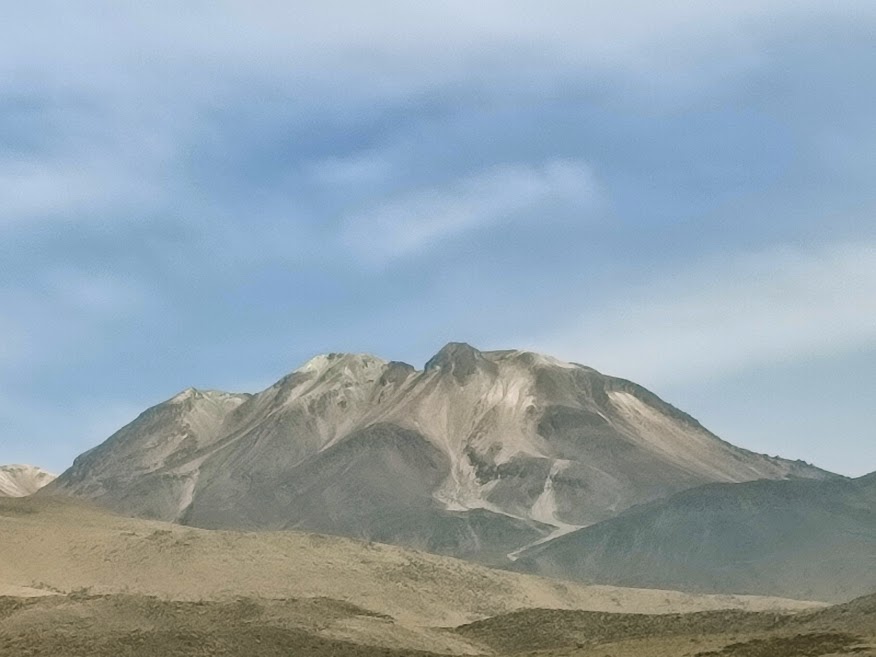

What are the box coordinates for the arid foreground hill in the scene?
[5,496,871,657]
[41,343,832,564]
[0,497,814,625]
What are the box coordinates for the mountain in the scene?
[0,465,56,497]
[42,343,833,562]
[514,471,876,602]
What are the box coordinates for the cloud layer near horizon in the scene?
[533,241,876,385]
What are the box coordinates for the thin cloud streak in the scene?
[0,158,161,227]
[341,160,600,263]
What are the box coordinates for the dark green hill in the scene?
[516,473,876,602]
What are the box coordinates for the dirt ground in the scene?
[1,497,870,656]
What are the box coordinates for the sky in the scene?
[1,2,874,476]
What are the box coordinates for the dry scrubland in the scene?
[0,497,816,624]
[2,496,873,657]
[1,592,874,657]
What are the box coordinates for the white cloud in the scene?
[341,160,600,262]
[0,320,28,366]
[0,93,175,229]
[531,240,876,385]
[308,151,396,187]
[0,157,163,227]
[0,162,100,222]
[0,272,151,369]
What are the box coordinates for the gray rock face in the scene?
[514,472,876,602]
[43,344,833,563]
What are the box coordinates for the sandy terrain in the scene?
[0,497,819,627]
[2,496,870,656]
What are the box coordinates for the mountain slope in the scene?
[0,465,56,497]
[43,343,833,562]
[514,472,876,602]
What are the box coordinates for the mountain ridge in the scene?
[42,343,835,562]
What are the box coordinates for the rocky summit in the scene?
[0,465,56,497]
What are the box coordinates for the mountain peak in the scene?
[295,352,387,377]
[168,387,243,405]
[425,342,496,382]
[0,464,57,497]
[170,387,199,403]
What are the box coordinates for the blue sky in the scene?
[1,2,874,476]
